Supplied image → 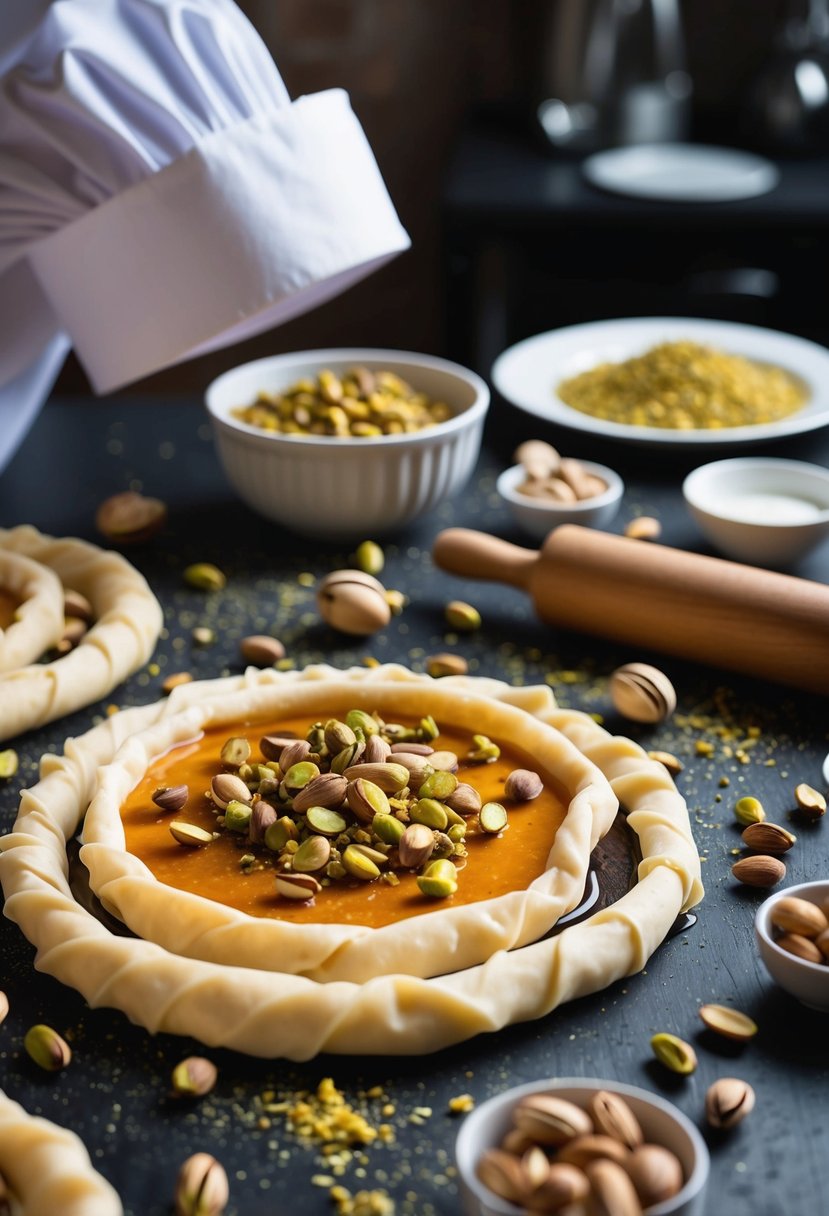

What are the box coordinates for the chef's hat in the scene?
[0,0,410,470]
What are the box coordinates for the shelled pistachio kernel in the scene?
[426,652,468,678]
[445,600,481,632]
[698,1004,758,1042]
[24,1024,72,1072]
[240,635,286,666]
[417,858,458,898]
[794,782,826,819]
[355,540,385,576]
[341,844,381,881]
[183,562,226,592]
[171,1057,218,1099]
[468,734,500,762]
[385,588,406,615]
[174,1152,229,1216]
[170,821,214,847]
[650,1032,697,1074]
[479,802,508,834]
[220,736,251,769]
[223,800,252,833]
[0,749,19,779]
[734,796,765,826]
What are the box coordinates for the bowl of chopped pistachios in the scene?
[205,349,489,538]
[455,1077,709,1216]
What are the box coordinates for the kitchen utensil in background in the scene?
[535,0,693,152]
[432,525,829,694]
[744,0,829,153]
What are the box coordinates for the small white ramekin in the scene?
[205,348,489,539]
[496,460,624,542]
[755,879,829,1011]
[455,1077,709,1216]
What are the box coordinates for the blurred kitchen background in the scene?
[56,0,829,394]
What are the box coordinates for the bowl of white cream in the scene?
[682,457,829,566]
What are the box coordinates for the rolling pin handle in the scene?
[432,528,538,592]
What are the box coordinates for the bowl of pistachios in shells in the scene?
[205,348,489,538]
[497,440,624,540]
[455,1077,709,1216]
[755,879,829,1011]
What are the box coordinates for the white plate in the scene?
[582,143,779,202]
[491,317,829,449]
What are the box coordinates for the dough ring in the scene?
[0,666,703,1060]
[80,675,620,981]
[0,526,162,742]
[0,1087,122,1216]
[0,550,64,674]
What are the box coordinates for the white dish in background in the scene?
[682,457,829,566]
[491,317,829,449]
[455,1077,709,1216]
[497,460,623,541]
[755,880,829,1012]
[582,143,779,202]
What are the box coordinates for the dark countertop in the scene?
[0,392,828,1216]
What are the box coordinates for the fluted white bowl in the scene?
[205,349,489,539]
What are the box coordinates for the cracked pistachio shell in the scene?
[626,1144,684,1206]
[514,1094,593,1146]
[174,1153,229,1216]
[610,662,676,723]
[316,569,391,636]
[589,1090,644,1151]
[705,1077,755,1130]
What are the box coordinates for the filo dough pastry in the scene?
[0,665,703,1060]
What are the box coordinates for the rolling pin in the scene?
[432,525,829,695]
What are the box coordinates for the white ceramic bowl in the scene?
[682,457,829,566]
[455,1077,709,1216]
[205,349,489,539]
[496,460,624,541]
[755,879,829,1011]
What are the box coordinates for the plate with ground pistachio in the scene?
[492,317,829,448]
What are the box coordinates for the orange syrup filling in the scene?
[121,715,568,928]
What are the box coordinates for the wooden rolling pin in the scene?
[432,525,829,694]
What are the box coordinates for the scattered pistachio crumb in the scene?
[696,740,715,756]
[448,1094,475,1114]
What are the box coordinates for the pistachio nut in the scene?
[162,671,193,694]
[650,1032,697,1075]
[210,773,251,810]
[467,734,500,763]
[731,855,786,888]
[292,835,331,874]
[275,872,321,901]
[152,784,189,814]
[345,709,380,737]
[341,844,381,881]
[504,769,543,802]
[416,858,458,898]
[277,739,312,772]
[249,799,277,845]
[346,777,391,824]
[239,635,285,666]
[589,1090,643,1151]
[350,843,388,868]
[291,772,346,814]
[363,734,392,763]
[445,600,481,632]
[398,823,435,869]
[426,652,469,678]
[372,812,405,846]
[259,733,300,762]
[624,516,662,541]
[390,741,434,756]
[625,1143,683,1207]
[63,588,94,622]
[171,1057,218,1099]
[610,662,676,724]
[57,617,87,653]
[776,932,824,963]
[446,783,482,816]
[354,540,385,576]
[191,626,215,646]
[647,749,684,776]
[183,562,226,592]
[174,1152,229,1216]
[556,1134,631,1169]
[264,817,299,852]
[585,1157,644,1216]
[815,927,829,960]
[385,588,406,615]
[705,1077,755,1130]
[419,769,458,800]
[222,800,252,833]
[95,490,167,544]
[305,806,348,837]
[0,749,18,779]
[323,718,357,754]
[515,438,561,480]
[514,1094,593,1146]
[794,782,827,820]
[525,1162,590,1212]
[389,751,433,788]
[170,821,214,847]
[698,1004,758,1042]
[343,762,410,792]
[734,796,765,826]
[740,822,796,854]
[770,896,828,938]
[520,1145,551,1191]
[330,741,366,773]
[219,736,251,769]
[428,749,460,772]
[316,569,391,636]
[479,802,508,834]
[0,990,8,1025]
[24,1023,72,1071]
[476,1148,527,1206]
[410,797,449,831]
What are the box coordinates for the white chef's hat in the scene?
[0,0,410,470]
